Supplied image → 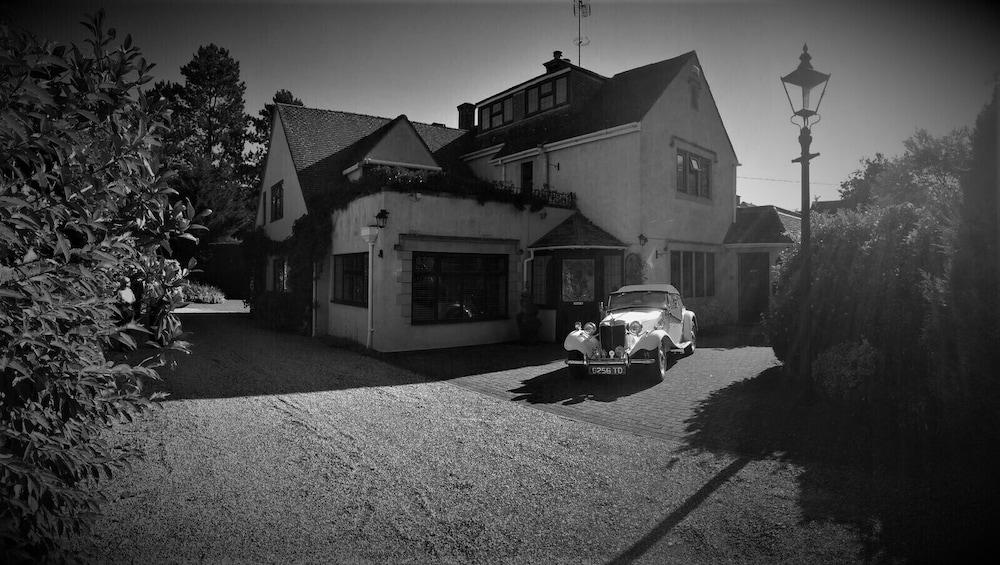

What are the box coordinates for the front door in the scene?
[738,252,771,324]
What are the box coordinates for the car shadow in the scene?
[380,341,568,381]
[678,365,993,563]
[507,359,675,405]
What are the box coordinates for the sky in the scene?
[6,0,997,211]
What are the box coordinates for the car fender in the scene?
[629,329,668,354]
[682,309,696,341]
[564,330,600,357]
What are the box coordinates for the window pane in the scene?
[479,107,489,130]
[670,251,681,289]
[676,154,686,193]
[555,77,567,104]
[701,161,711,197]
[527,88,538,113]
[503,97,513,122]
[603,255,622,294]
[532,256,550,305]
[561,259,594,302]
[682,252,693,298]
[540,81,552,94]
[706,253,715,296]
[411,253,507,323]
[694,252,705,297]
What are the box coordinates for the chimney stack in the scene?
[457,102,475,131]
[544,50,571,73]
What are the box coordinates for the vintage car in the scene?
[563,284,696,379]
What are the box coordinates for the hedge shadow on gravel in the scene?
[680,366,993,563]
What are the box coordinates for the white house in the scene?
[255,50,797,351]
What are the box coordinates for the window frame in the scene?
[525,75,568,117]
[410,252,509,325]
[331,252,369,307]
[669,250,716,299]
[481,95,515,131]
[520,160,534,195]
[270,181,284,221]
[675,150,712,198]
[272,257,287,293]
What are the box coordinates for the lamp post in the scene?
[780,44,830,383]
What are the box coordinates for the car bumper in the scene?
[565,357,657,367]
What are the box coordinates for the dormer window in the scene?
[480,95,515,131]
[526,75,568,115]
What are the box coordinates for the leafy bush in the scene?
[812,339,880,403]
[765,204,951,411]
[1,14,197,560]
[184,282,225,304]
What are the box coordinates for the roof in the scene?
[472,52,695,159]
[529,212,626,248]
[724,205,801,245]
[613,284,680,295]
[812,199,854,214]
[274,104,468,209]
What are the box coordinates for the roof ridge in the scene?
[610,50,695,79]
[276,103,464,132]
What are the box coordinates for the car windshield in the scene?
[607,291,669,311]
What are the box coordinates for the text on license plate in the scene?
[589,365,625,375]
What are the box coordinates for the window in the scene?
[270,181,283,221]
[669,251,715,298]
[411,253,508,324]
[603,254,622,295]
[272,257,287,293]
[531,255,551,306]
[261,191,267,223]
[676,150,711,198]
[525,75,568,115]
[332,253,368,306]
[481,95,515,131]
[520,161,534,195]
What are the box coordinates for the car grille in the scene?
[600,321,626,352]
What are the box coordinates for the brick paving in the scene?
[384,329,780,443]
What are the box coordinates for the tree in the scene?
[1,13,196,560]
[151,44,250,241]
[840,129,970,217]
[240,89,303,219]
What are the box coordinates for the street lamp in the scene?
[781,44,830,382]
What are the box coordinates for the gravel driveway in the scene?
[70,314,866,564]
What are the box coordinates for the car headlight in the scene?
[583,322,597,335]
[628,321,643,335]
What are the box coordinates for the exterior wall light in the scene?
[638,233,648,247]
[375,209,389,229]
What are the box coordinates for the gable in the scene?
[257,110,309,241]
[361,118,440,170]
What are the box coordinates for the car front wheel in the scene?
[656,342,669,380]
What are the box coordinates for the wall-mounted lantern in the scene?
[638,233,648,247]
[375,208,389,229]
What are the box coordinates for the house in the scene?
[255,49,790,351]
[723,205,801,323]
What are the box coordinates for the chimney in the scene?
[543,50,571,73]
[457,102,475,130]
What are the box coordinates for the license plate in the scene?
[589,365,625,376]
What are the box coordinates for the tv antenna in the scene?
[572,0,591,67]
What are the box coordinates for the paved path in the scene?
[384,339,779,443]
